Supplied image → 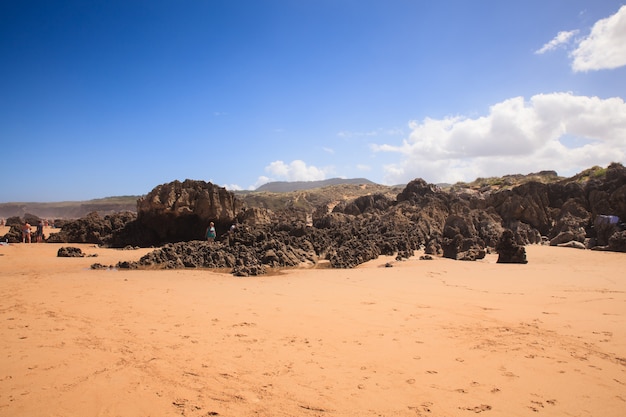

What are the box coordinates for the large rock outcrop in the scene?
[496,229,528,264]
[135,180,244,245]
[35,163,622,275]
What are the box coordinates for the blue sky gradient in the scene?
[1,1,625,201]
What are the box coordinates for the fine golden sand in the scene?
[0,231,624,416]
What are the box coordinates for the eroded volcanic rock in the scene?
[136,179,244,244]
[47,211,137,245]
[118,227,319,275]
[50,163,626,275]
[496,229,528,264]
[57,247,85,257]
[608,230,626,252]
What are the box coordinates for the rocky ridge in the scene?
[4,163,626,275]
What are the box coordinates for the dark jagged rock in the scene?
[334,193,393,215]
[487,182,553,235]
[135,180,244,245]
[496,230,528,264]
[5,215,41,228]
[587,163,626,221]
[118,231,318,275]
[594,216,619,247]
[396,178,439,202]
[608,230,626,252]
[5,216,23,227]
[239,207,273,227]
[109,163,624,272]
[3,225,23,243]
[47,212,137,245]
[440,210,496,261]
[57,247,85,257]
[424,238,442,255]
[442,234,486,261]
[24,163,625,274]
[505,221,542,245]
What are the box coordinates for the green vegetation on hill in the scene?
[448,170,562,192]
[236,183,402,213]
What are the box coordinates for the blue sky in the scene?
[1,1,625,202]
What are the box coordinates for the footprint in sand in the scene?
[460,404,492,413]
[233,322,257,327]
[499,366,518,378]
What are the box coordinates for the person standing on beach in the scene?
[35,220,44,243]
[206,221,216,243]
[22,221,31,243]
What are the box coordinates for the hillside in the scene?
[236,182,402,213]
[0,179,388,220]
[0,167,615,220]
[0,196,140,220]
[254,177,376,192]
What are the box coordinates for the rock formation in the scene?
[7,163,622,275]
[135,179,244,244]
[496,229,528,264]
[47,211,137,245]
[57,247,85,257]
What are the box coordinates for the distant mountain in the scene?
[255,178,377,193]
[0,196,140,220]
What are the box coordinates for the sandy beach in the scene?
[0,236,624,416]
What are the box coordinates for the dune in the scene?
[0,241,624,416]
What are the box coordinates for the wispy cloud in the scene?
[372,92,626,184]
[571,5,626,72]
[323,147,335,154]
[337,128,404,138]
[250,176,271,190]
[535,30,579,54]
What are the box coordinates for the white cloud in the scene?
[372,92,626,184]
[263,160,329,182]
[223,184,242,191]
[251,176,271,190]
[535,30,579,54]
[323,147,335,154]
[571,5,626,71]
